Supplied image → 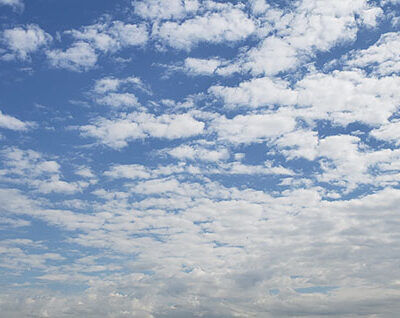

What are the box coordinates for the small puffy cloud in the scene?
[210,76,297,108]
[0,147,86,195]
[96,93,140,108]
[184,57,222,75]
[93,76,149,94]
[0,111,33,131]
[133,0,199,20]
[168,145,230,162]
[211,112,296,144]
[104,164,152,179]
[36,177,83,194]
[68,21,148,53]
[139,112,204,139]
[80,117,145,149]
[80,112,204,149]
[244,36,300,76]
[2,24,51,60]
[275,129,319,161]
[154,8,255,50]
[249,0,270,15]
[93,77,121,94]
[46,41,97,72]
[75,167,95,178]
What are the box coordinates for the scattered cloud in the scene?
[2,24,51,60]
[80,112,205,148]
[46,41,97,72]
[0,111,33,131]
[153,8,255,50]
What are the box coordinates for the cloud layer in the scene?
[1,0,400,317]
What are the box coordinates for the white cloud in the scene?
[2,24,51,60]
[96,93,140,108]
[80,117,145,149]
[294,70,400,126]
[0,0,23,10]
[134,0,199,20]
[211,112,296,144]
[104,164,152,179]
[345,32,400,75]
[370,120,400,145]
[93,77,121,94]
[210,76,297,108]
[210,161,295,176]
[68,21,148,53]
[36,176,83,194]
[243,36,300,76]
[46,41,97,72]
[249,0,270,15]
[168,144,230,162]
[184,57,222,75]
[274,129,319,161]
[0,111,33,131]
[154,8,255,50]
[93,76,148,94]
[80,112,205,149]
[238,0,381,76]
[0,147,83,194]
[75,167,95,179]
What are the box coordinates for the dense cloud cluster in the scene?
[1,0,400,317]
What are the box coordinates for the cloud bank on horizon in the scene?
[1,0,400,317]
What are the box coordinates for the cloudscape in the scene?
[1,0,400,317]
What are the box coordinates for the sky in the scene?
[0,0,400,317]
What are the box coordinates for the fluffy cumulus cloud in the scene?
[67,21,148,53]
[211,112,296,144]
[134,0,199,20]
[46,41,97,71]
[2,0,400,317]
[1,24,51,60]
[345,32,400,75]
[80,112,205,149]
[153,7,255,50]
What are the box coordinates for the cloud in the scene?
[211,111,296,144]
[0,147,84,194]
[80,112,205,149]
[0,111,33,131]
[134,0,199,20]
[370,120,400,145]
[294,70,400,125]
[67,21,148,53]
[168,144,230,161]
[184,57,222,75]
[2,1,400,317]
[210,76,297,108]
[2,24,51,60]
[96,93,140,108]
[345,32,400,76]
[233,0,382,76]
[93,76,148,94]
[154,8,255,50]
[104,164,152,179]
[0,0,23,10]
[46,41,97,72]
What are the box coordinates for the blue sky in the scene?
[1,0,400,317]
